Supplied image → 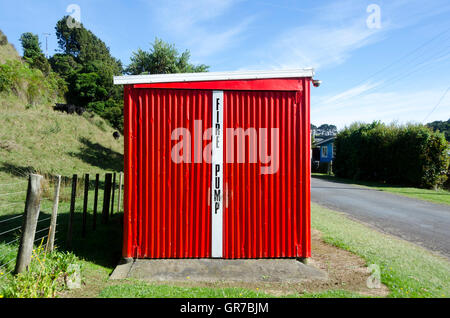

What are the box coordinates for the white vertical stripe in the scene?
[211,91,223,258]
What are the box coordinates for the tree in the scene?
[20,32,51,75]
[48,53,79,80]
[125,38,209,75]
[50,16,124,130]
[53,16,122,75]
[20,33,41,58]
[427,119,450,142]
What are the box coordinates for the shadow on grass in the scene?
[69,137,123,172]
[0,210,123,270]
[0,163,37,178]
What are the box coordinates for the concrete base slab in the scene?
[111,258,327,284]
[110,258,134,280]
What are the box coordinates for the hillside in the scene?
[0,30,123,186]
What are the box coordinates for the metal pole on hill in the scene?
[15,174,43,274]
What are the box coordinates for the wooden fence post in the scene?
[102,173,112,224]
[93,173,99,230]
[46,175,61,252]
[66,174,77,249]
[117,172,123,213]
[15,174,44,274]
[110,172,116,216]
[82,174,89,238]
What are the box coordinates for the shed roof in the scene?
[113,68,314,85]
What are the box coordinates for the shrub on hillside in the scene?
[334,121,449,188]
[0,32,7,46]
[0,60,67,106]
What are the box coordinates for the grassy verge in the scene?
[3,181,449,298]
[98,281,365,298]
[312,173,450,205]
[62,203,450,298]
[99,280,274,298]
[311,203,450,298]
[98,280,365,298]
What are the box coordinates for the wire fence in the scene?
[0,172,123,282]
[0,177,27,279]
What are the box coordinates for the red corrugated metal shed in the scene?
[114,69,314,259]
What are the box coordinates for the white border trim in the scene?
[113,69,314,85]
[211,91,224,258]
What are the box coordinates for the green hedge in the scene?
[334,122,449,188]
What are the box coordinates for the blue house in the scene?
[315,137,335,163]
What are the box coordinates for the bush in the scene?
[0,241,80,298]
[0,60,23,93]
[311,160,332,174]
[0,33,7,46]
[334,121,449,188]
[0,60,67,106]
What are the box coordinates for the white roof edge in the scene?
[113,68,315,85]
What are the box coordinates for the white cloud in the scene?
[274,23,383,70]
[156,0,237,32]
[186,17,254,58]
[255,1,388,70]
[247,0,450,71]
[321,82,383,105]
[148,0,250,59]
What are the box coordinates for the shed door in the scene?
[128,88,212,258]
[222,90,307,258]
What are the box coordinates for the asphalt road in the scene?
[311,177,450,259]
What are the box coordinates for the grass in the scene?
[311,203,450,298]
[0,108,123,178]
[65,203,450,299]
[312,173,450,206]
[99,280,274,298]
[98,281,365,298]
[3,189,449,298]
[0,242,80,298]
[0,203,123,298]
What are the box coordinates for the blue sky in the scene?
[0,0,449,128]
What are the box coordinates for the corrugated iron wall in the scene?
[223,89,310,258]
[123,80,311,259]
[124,87,212,258]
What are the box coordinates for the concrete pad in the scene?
[112,259,327,284]
[110,258,134,280]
